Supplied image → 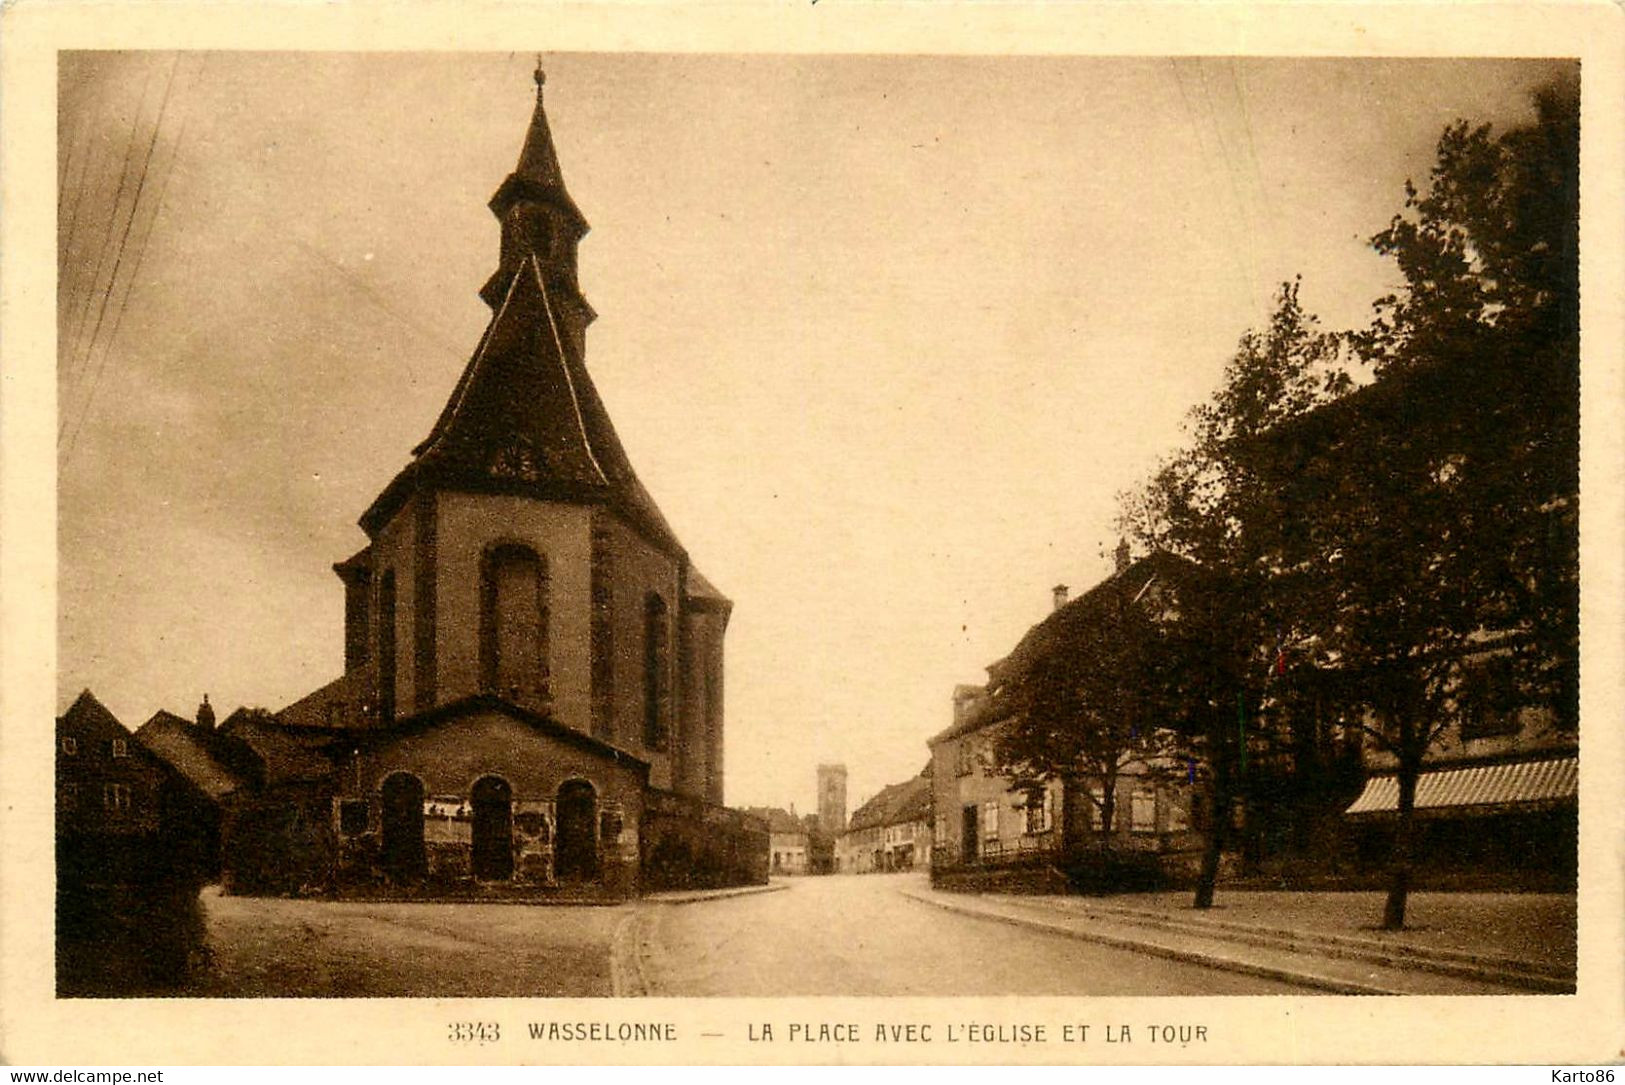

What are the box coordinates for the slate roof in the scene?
[135,711,245,802]
[684,566,732,610]
[58,689,127,739]
[276,670,375,732]
[741,806,807,835]
[847,774,931,832]
[218,708,336,785]
[928,551,1200,747]
[359,79,686,563]
[368,694,651,777]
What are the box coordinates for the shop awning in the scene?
[1345,755,1577,816]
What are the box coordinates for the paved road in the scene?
[191,889,629,997]
[637,872,1305,996]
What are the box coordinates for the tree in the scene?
[1117,279,1352,908]
[1280,75,1579,929]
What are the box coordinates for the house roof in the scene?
[740,806,806,835]
[847,773,931,832]
[218,708,336,784]
[135,711,245,802]
[276,670,375,732]
[927,551,1201,748]
[58,688,128,738]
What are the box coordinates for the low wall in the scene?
[641,789,769,891]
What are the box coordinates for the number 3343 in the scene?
[448,1021,501,1044]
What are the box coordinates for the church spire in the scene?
[363,65,681,560]
[481,61,590,310]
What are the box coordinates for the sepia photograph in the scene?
[5,2,1622,1066]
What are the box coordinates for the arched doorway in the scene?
[380,773,426,883]
[471,776,514,881]
[555,779,599,882]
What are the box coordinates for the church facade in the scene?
[269,69,760,896]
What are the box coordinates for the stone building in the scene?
[816,763,847,835]
[258,67,757,896]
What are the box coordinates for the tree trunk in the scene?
[1098,769,1117,846]
[1382,751,1421,930]
[1059,770,1082,858]
[1193,752,1230,910]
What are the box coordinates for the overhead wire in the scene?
[64,54,205,460]
[63,59,157,395]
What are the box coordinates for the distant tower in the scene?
[817,763,847,834]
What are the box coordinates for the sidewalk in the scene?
[899,884,1576,995]
[642,881,787,905]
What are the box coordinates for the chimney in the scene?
[1114,538,1131,574]
[1051,584,1069,611]
[196,693,215,731]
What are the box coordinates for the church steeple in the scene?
[361,66,680,560]
[480,62,592,328]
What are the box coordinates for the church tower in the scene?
[322,67,729,802]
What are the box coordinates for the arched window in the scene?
[377,570,397,723]
[643,593,670,750]
[480,544,549,706]
[379,772,425,883]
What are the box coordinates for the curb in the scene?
[901,889,1406,996]
[1059,901,1573,993]
[645,882,788,905]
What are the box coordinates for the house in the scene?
[56,692,217,993]
[205,66,762,897]
[1250,344,1578,888]
[743,807,810,875]
[836,772,932,873]
[928,554,1203,886]
[133,705,245,883]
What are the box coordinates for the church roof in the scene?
[361,255,684,554]
[359,75,686,560]
[488,69,587,235]
[372,693,652,775]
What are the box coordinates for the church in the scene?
[264,67,763,896]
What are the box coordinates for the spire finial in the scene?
[533,56,546,92]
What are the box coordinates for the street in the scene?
[187,876,1316,997]
[637,873,1303,996]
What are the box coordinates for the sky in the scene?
[55,52,1569,814]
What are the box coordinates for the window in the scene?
[1131,789,1157,833]
[956,737,980,777]
[1166,794,1190,832]
[981,800,999,841]
[60,737,77,756]
[103,783,132,812]
[111,738,128,758]
[933,815,947,847]
[338,800,369,836]
[1023,788,1053,835]
[1459,657,1522,741]
[378,569,397,723]
[643,593,670,750]
[480,544,550,704]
